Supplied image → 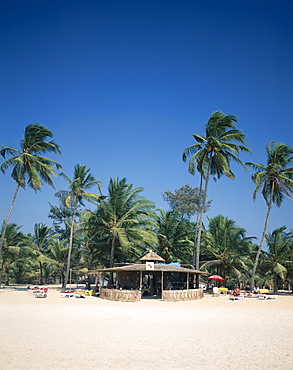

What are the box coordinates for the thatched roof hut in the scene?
[92,251,206,302]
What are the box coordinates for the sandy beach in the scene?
[0,286,292,370]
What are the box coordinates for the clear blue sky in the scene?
[0,0,292,245]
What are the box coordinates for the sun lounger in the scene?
[258,293,278,300]
[60,290,75,298]
[229,293,244,301]
[33,288,48,298]
[75,289,86,298]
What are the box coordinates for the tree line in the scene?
[1,112,293,292]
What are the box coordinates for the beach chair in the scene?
[60,290,75,298]
[212,286,220,297]
[33,288,48,298]
[258,290,278,300]
[75,289,86,298]
[229,292,244,301]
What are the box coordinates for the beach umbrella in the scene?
[208,275,225,281]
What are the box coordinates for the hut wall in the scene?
[162,288,203,302]
[100,288,141,302]
[117,271,139,289]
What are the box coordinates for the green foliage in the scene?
[182,111,251,180]
[86,177,158,268]
[0,123,61,191]
[57,164,102,289]
[201,215,256,282]
[182,111,251,271]
[155,209,194,264]
[259,226,293,293]
[0,223,26,285]
[246,142,293,208]
[162,184,212,219]
[0,123,61,275]
[247,141,293,288]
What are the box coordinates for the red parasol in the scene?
[208,275,225,281]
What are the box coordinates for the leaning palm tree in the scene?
[57,164,102,290]
[182,111,251,276]
[246,142,293,288]
[0,123,61,286]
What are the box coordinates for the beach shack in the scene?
[94,251,207,302]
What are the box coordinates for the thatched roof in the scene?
[94,263,207,275]
[139,251,165,262]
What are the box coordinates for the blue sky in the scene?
[0,0,292,246]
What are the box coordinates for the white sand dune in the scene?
[0,286,292,369]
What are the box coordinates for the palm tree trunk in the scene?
[110,234,116,268]
[5,266,9,286]
[192,175,203,267]
[250,184,274,289]
[109,235,116,285]
[0,184,20,288]
[39,261,44,285]
[274,272,278,294]
[63,206,77,290]
[195,156,212,286]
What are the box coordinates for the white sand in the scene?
[0,286,292,369]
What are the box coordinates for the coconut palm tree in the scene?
[155,209,194,264]
[0,123,61,268]
[47,240,68,286]
[259,227,293,293]
[57,164,102,290]
[31,223,59,285]
[88,178,158,271]
[0,223,28,285]
[246,142,293,288]
[201,215,256,282]
[182,111,251,277]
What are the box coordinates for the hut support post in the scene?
[100,272,104,293]
[116,273,119,289]
[161,271,164,297]
[139,271,142,290]
[187,272,189,290]
[70,269,72,289]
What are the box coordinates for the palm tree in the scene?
[0,123,61,270]
[182,111,251,278]
[47,240,68,286]
[259,226,293,293]
[31,223,59,285]
[155,209,194,263]
[246,142,293,288]
[0,223,27,285]
[201,215,255,283]
[57,164,102,290]
[88,178,158,271]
